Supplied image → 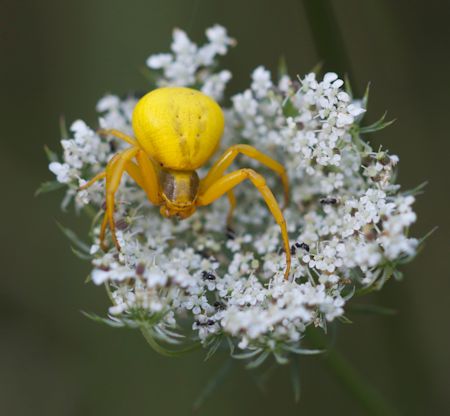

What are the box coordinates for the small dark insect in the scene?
[320,197,338,205]
[195,249,211,258]
[295,242,310,252]
[202,270,216,280]
[194,319,216,326]
[109,140,118,153]
[115,218,129,230]
[214,301,226,310]
[290,245,297,255]
[226,225,236,240]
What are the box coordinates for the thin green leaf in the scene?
[344,73,353,98]
[362,82,371,110]
[204,336,223,361]
[103,282,114,302]
[337,315,353,324]
[158,326,185,340]
[391,226,437,269]
[419,226,438,245]
[392,269,403,281]
[360,112,396,134]
[343,285,356,301]
[274,352,289,365]
[71,246,94,260]
[286,346,324,355]
[232,348,262,360]
[277,55,288,78]
[403,181,428,197]
[82,311,125,328]
[246,351,270,369]
[290,357,301,403]
[193,359,233,410]
[309,61,323,75]
[153,326,183,345]
[35,180,65,196]
[59,115,69,139]
[377,266,396,290]
[56,222,91,253]
[44,145,59,162]
[141,328,177,356]
[226,336,235,355]
[140,327,201,357]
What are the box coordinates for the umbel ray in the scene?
[80,87,291,278]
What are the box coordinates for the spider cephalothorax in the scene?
[80,87,291,278]
[159,169,199,218]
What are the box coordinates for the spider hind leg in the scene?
[198,168,291,279]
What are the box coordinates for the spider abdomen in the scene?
[132,87,224,170]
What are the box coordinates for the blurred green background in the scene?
[1,0,449,415]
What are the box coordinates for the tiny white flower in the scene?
[251,66,272,98]
[146,53,173,69]
[49,162,71,183]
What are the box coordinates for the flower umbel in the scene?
[46,25,419,364]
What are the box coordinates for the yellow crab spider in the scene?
[80,87,291,278]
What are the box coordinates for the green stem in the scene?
[301,0,359,96]
[309,331,400,416]
[193,358,233,410]
[300,2,397,412]
[324,350,399,416]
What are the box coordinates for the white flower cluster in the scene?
[48,25,419,361]
[146,25,235,101]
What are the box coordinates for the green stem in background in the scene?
[299,3,397,412]
[301,0,359,96]
[193,358,233,410]
[308,330,400,416]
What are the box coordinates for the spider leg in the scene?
[78,171,106,190]
[98,153,120,250]
[226,191,236,228]
[124,160,146,189]
[97,128,138,146]
[80,147,160,250]
[198,168,291,279]
[102,146,139,251]
[97,159,145,249]
[81,160,148,193]
[99,206,109,250]
[135,150,163,205]
[200,144,289,208]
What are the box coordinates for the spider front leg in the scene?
[80,147,163,251]
[79,159,144,192]
[200,144,290,211]
[79,146,140,250]
[135,150,163,205]
[103,147,140,250]
[100,147,139,250]
[226,191,236,228]
[97,128,138,147]
[197,168,291,279]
